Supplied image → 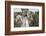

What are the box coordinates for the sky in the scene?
[14,8,39,12]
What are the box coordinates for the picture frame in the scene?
[5,1,45,35]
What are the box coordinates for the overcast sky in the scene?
[14,8,39,12]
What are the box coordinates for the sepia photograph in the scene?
[14,8,39,27]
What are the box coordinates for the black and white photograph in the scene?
[11,5,42,31]
[14,8,39,27]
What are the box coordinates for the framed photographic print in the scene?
[5,1,45,35]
